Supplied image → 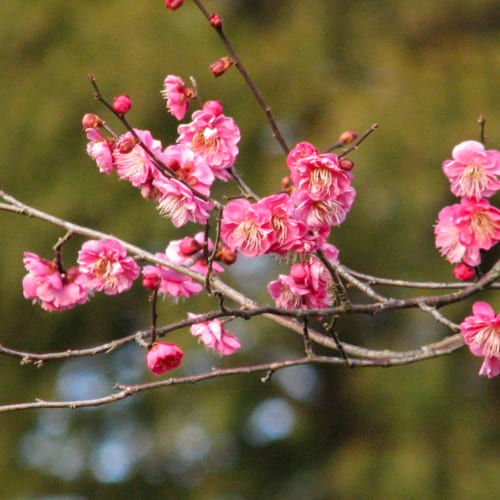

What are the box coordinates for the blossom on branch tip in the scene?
[210,57,234,77]
[22,253,88,311]
[460,302,500,377]
[442,140,500,199]
[77,239,140,295]
[188,314,241,355]
[146,342,184,375]
[161,75,193,120]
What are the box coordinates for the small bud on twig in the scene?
[210,57,234,77]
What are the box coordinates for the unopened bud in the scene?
[453,262,475,281]
[82,113,103,129]
[117,137,137,154]
[338,157,354,171]
[179,237,202,256]
[210,57,234,77]
[210,14,223,28]
[165,0,184,10]
[218,246,237,265]
[113,94,132,114]
[142,271,161,290]
[338,130,358,145]
[202,100,223,116]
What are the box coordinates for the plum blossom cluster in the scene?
[434,141,500,377]
[23,239,139,312]
[435,140,500,278]
[85,86,240,227]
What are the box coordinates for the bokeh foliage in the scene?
[0,1,499,499]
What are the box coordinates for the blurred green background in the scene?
[0,1,499,499]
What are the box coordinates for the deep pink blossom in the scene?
[86,128,114,174]
[292,187,356,230]
[220,199,274,257]
[460,301,500,377]
[177,100,240,180]
[142,254,203,299]
[287,142,318,170]
[453,262,475,281]
[146,342,183,375]
[442,140,500,199]
[161,75,192,120]
[77,239,140,295]
[290,151,354,201]
[113,129,163,190]
[165,0,183,10]
[435,198,500,266]
[267,257,333,310]
[22,253,88,311]
[153,177,213,227]
[160,144,214,196]
[188,314,241,355]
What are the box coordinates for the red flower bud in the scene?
[453,262,475,281]
[113,94,132,114]
[219,246,238,265]
[146,342,183,375]
[165,0,184,10]
[210,57,234,77]
[142,271,161,291]
[210,14,223,28]
[117,136,137,154]
[82,113,103,129]
[179,237,202,256]
[338,157,354,171]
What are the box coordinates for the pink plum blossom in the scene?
[435,197,500,266]
[113,129,163,190]
[460,301,500,377]
[442,140,500,199]
[177,100,240,180]
[220,198,274,257]
[287,141,318,170]
[292,187,356,230]
[146,342,184,375]
[161,75,193,120]
[142,255,203,299]
[153,177,213,227]
[112,94,132,114]
[22,252,88,311]
[188,314,241,355]
[160,144,214,196]
[77,239,140,295]
[290,150,354,201]
[86,128,114,174]
[267,257,333,310]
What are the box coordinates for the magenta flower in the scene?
[153,177,213,227]
[460,302,500,377]
[86,128,114,174]
[161,75,193,120]
[287,141,318,170]
[77,239,140,295]
[142,257,203,299]
[267,258,333,310]
[188,314,241,355]
[113,129,163,189]
[146,342,184,375]
[442,140,500,199]
[177,100,240,180]
[22,252,88,311]
[292,187,356,230]
[160,144,215,196]
[112,94,132,115]
[435,198,500,266]
[220,199,274,257]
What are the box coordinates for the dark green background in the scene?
[0,1,499,499]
